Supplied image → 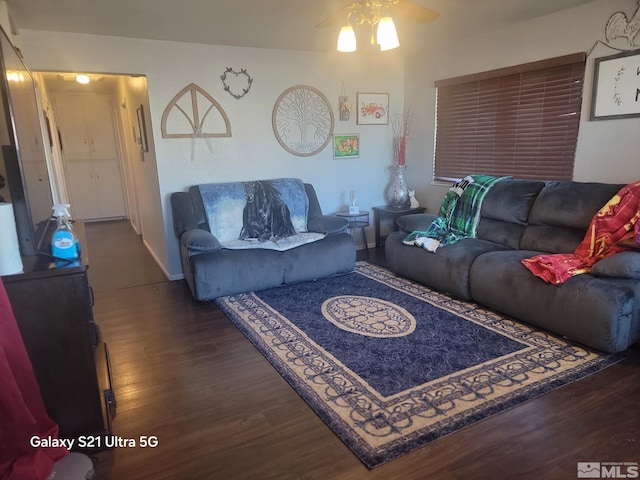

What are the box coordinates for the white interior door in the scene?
[83,95,118,161]
[65,162,99,220]
[94,160,126,218]
[54,95,90,162]
[56,93,127,221]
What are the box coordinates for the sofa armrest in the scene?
[308,215,349,234]
[181,229,222,253]
[590,251,640,280]
[396,213,438,233]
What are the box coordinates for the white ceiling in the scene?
[7,0,598,55]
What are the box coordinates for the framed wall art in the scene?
[356,92,389,125]
[333,134,359,158]
[272,85,334,157]
[591,48,640,120]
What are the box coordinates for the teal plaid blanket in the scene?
[404,175,506,251]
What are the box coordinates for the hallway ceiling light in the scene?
[75,74,90,84]
[57,73,105,84]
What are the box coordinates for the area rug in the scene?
[215,262,619,468]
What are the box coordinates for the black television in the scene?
[0,27,54,256]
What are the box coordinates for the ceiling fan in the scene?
[316,0,439,29]
[316,0,439,51]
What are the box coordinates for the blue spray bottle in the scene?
[51,204,80,260]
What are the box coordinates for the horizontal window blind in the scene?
[434,53,586,182]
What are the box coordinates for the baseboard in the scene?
[142,238,172,280]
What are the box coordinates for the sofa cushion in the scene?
[526,181,623,229]
[476,219,525,250]
[480,179,545,225]
[198,178,309,243]
[520,181,624,253]
[473,179,545,249]
[282,233,356,284]
[385,232,509,300]
[470,249,637,353]
[591,252,640,280]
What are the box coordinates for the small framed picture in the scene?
[333,134,359,158]
[591,48,640,120]
[356,92,389,125]
[136,104,149,152]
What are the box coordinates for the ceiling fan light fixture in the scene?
[377,17,400,51]
[337,24,357,52]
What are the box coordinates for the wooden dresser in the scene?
[2,221,115,448]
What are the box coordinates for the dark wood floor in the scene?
[87,220,640,480]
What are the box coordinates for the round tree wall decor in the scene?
[272,85,334,157]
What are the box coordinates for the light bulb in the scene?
[337,25,357,52]
[75,74,90,84]
[377,17,400,51]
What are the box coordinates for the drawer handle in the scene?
[104,389,117,419]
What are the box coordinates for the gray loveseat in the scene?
[171,178,355,301]
[385,179,640,353]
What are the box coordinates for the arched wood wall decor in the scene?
[272,85,334,157]
[161,83,231,138]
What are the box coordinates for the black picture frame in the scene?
[136,104,149,151]
[591,48,640,120]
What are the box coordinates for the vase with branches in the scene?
[391,110,411,166]
[387,110,411,207]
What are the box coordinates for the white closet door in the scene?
[82,95,118,161]
[56,93,127,221]
[94,160,126,218]
[54,95,91,162]
[65,162,100,220]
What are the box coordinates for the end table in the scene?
[372,205,426,247]
[336,210,369,252]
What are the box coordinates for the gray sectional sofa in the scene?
[385,179,640,353]
[171,179,355,301]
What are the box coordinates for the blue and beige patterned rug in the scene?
[216,262,619,468]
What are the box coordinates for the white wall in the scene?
[405,0,640,213]
[18,31,405,278]
[20,0,638,277]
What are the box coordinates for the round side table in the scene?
[336,210,369,252]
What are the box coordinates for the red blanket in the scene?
[522,181,640,284]
[0,279,68,480]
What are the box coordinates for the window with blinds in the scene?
[433,53,586,182]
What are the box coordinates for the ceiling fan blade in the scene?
[389,0,439,24]
[316,5,353,28]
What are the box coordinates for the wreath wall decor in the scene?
[221,67,253,99]
[161,83,231,138]
[272,85,334,157]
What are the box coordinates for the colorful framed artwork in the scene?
[333,134,360,158]
[591,48,640,120]
[356,92,389,125]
